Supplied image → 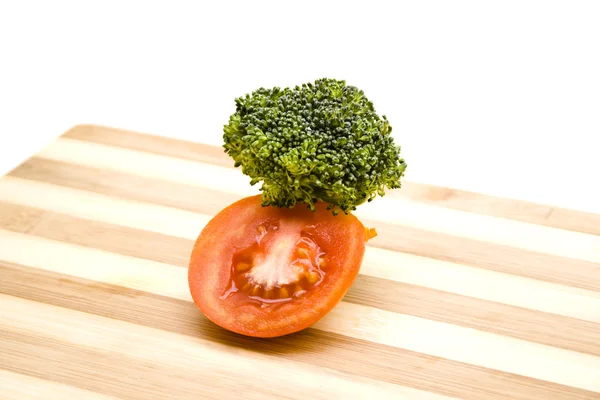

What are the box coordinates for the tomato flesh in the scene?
[188,195,368,338]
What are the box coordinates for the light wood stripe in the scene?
[64,124,600,234]
[0,294,458,400]
[2,263,596,400]
[0,370,118,400]
[9,157,600,292]
[390,181,600,236]
[1,230,598,392]
[362,248,600,324]
[1,206,598,356]
[317,304,600,392]
[34,137,600,266]
[0,229,191,301]
[355,194,600,265]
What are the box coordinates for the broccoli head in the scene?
[222,78,407,215]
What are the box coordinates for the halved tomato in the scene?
[188,195,372,338]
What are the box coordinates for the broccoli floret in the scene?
[222,78,407,215]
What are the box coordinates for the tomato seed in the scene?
[307,271,320,284]
[279,287,289,298]
[236,262,252,272]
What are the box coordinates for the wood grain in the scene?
[1,124,599,399]
[1,263,597,400]
[1,204,598,355]
[0,369,118,400]
[7,160,600,292]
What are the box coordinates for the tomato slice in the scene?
[188,195,369,338]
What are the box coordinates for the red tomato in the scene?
[188,195,372,338]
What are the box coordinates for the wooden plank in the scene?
[63,124,600,235]
[1,264,596,400]
[1,124,599,399]
[0,369,119,400]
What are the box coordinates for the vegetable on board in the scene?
[188,78,406,338]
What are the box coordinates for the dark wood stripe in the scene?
[0,200,192,268]
[348,275,600,357]
[371,221,600,292]
[0,330,242,400]
[9,156,228,215]
[28,204,191,268]
[8,158,600,292]
[63,124,234,168]
[2,202,599,357]
[0,202,45,234]
[1,262,596,400]
[63,124,600,236]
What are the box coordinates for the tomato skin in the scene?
[188,195,366,338]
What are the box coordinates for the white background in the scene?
[1,1,599,213]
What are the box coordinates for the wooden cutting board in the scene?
[1,124,599,400]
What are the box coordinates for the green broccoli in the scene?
[222,78,407,215]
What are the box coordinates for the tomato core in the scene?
[220,219,326,309]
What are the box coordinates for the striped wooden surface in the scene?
[1,124,599,400]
